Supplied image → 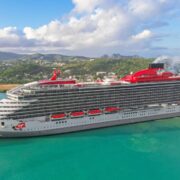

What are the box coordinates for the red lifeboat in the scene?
[70,111,85,118]
[51,113,66,119]
[88,109,102,116]
[104,107,121,113]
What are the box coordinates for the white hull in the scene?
[0,105,180,137]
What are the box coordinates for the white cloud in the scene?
[0,27,20,46]
[129,0,157,18]
[128,0,179,19]
[132,30,153,41]
[23,7,132,52]
[72,0,104,13]
[24,21,62,42]
[0,0,179,56]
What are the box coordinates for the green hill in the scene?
[0,57,153,83]
[62,58,153,77]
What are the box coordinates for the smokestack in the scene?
[153,56,180,74]
[149,63,164,69]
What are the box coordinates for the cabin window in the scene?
[1,122,5,126]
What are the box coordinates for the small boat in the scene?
[51,113,66,120]
[88,109,102,116]
[70,111,85,118]
[104,107,121,113]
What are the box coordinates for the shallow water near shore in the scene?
[0,92,180,180]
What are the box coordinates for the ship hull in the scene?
[0,109,180,138]
[1,63,180,138]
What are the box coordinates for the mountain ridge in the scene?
[0,51,142,61]
[0,51,90,61]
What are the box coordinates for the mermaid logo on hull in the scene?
[15,122,26,130]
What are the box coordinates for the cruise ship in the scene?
[0,63,180,137]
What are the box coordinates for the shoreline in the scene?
[0,84,19,92]
[0,90,6,93]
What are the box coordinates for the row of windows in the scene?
[2,94,178,113]
[3,104,178,120]
[5,102,179,120]
[34,82,180,93]
[19,91,179,102]
[30,88,178,99]
[21,82,180,98]
[37,94,175,103]
[34,87,176,96]
[3,97,179,117]
[29,94,175,108]
[10,81,180,100]
[55,121,67,124]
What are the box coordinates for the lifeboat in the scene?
[104,107,121,113]
[88,109,102,116]
[70,111,85,118]
[51,113,66,120]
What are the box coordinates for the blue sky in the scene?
[0,0,179,57]
[0,0,73,28]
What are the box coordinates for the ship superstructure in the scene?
[0,63,180,137]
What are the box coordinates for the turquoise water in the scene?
[0,92,180,180]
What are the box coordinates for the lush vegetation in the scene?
[0,62,52,83]
[0,57,153,83]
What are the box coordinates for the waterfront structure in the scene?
[0,63,180,137]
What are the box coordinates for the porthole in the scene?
[1,122,5,126]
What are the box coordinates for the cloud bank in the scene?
[0,0,179,56]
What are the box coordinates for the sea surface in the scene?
[0,92,180,180]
